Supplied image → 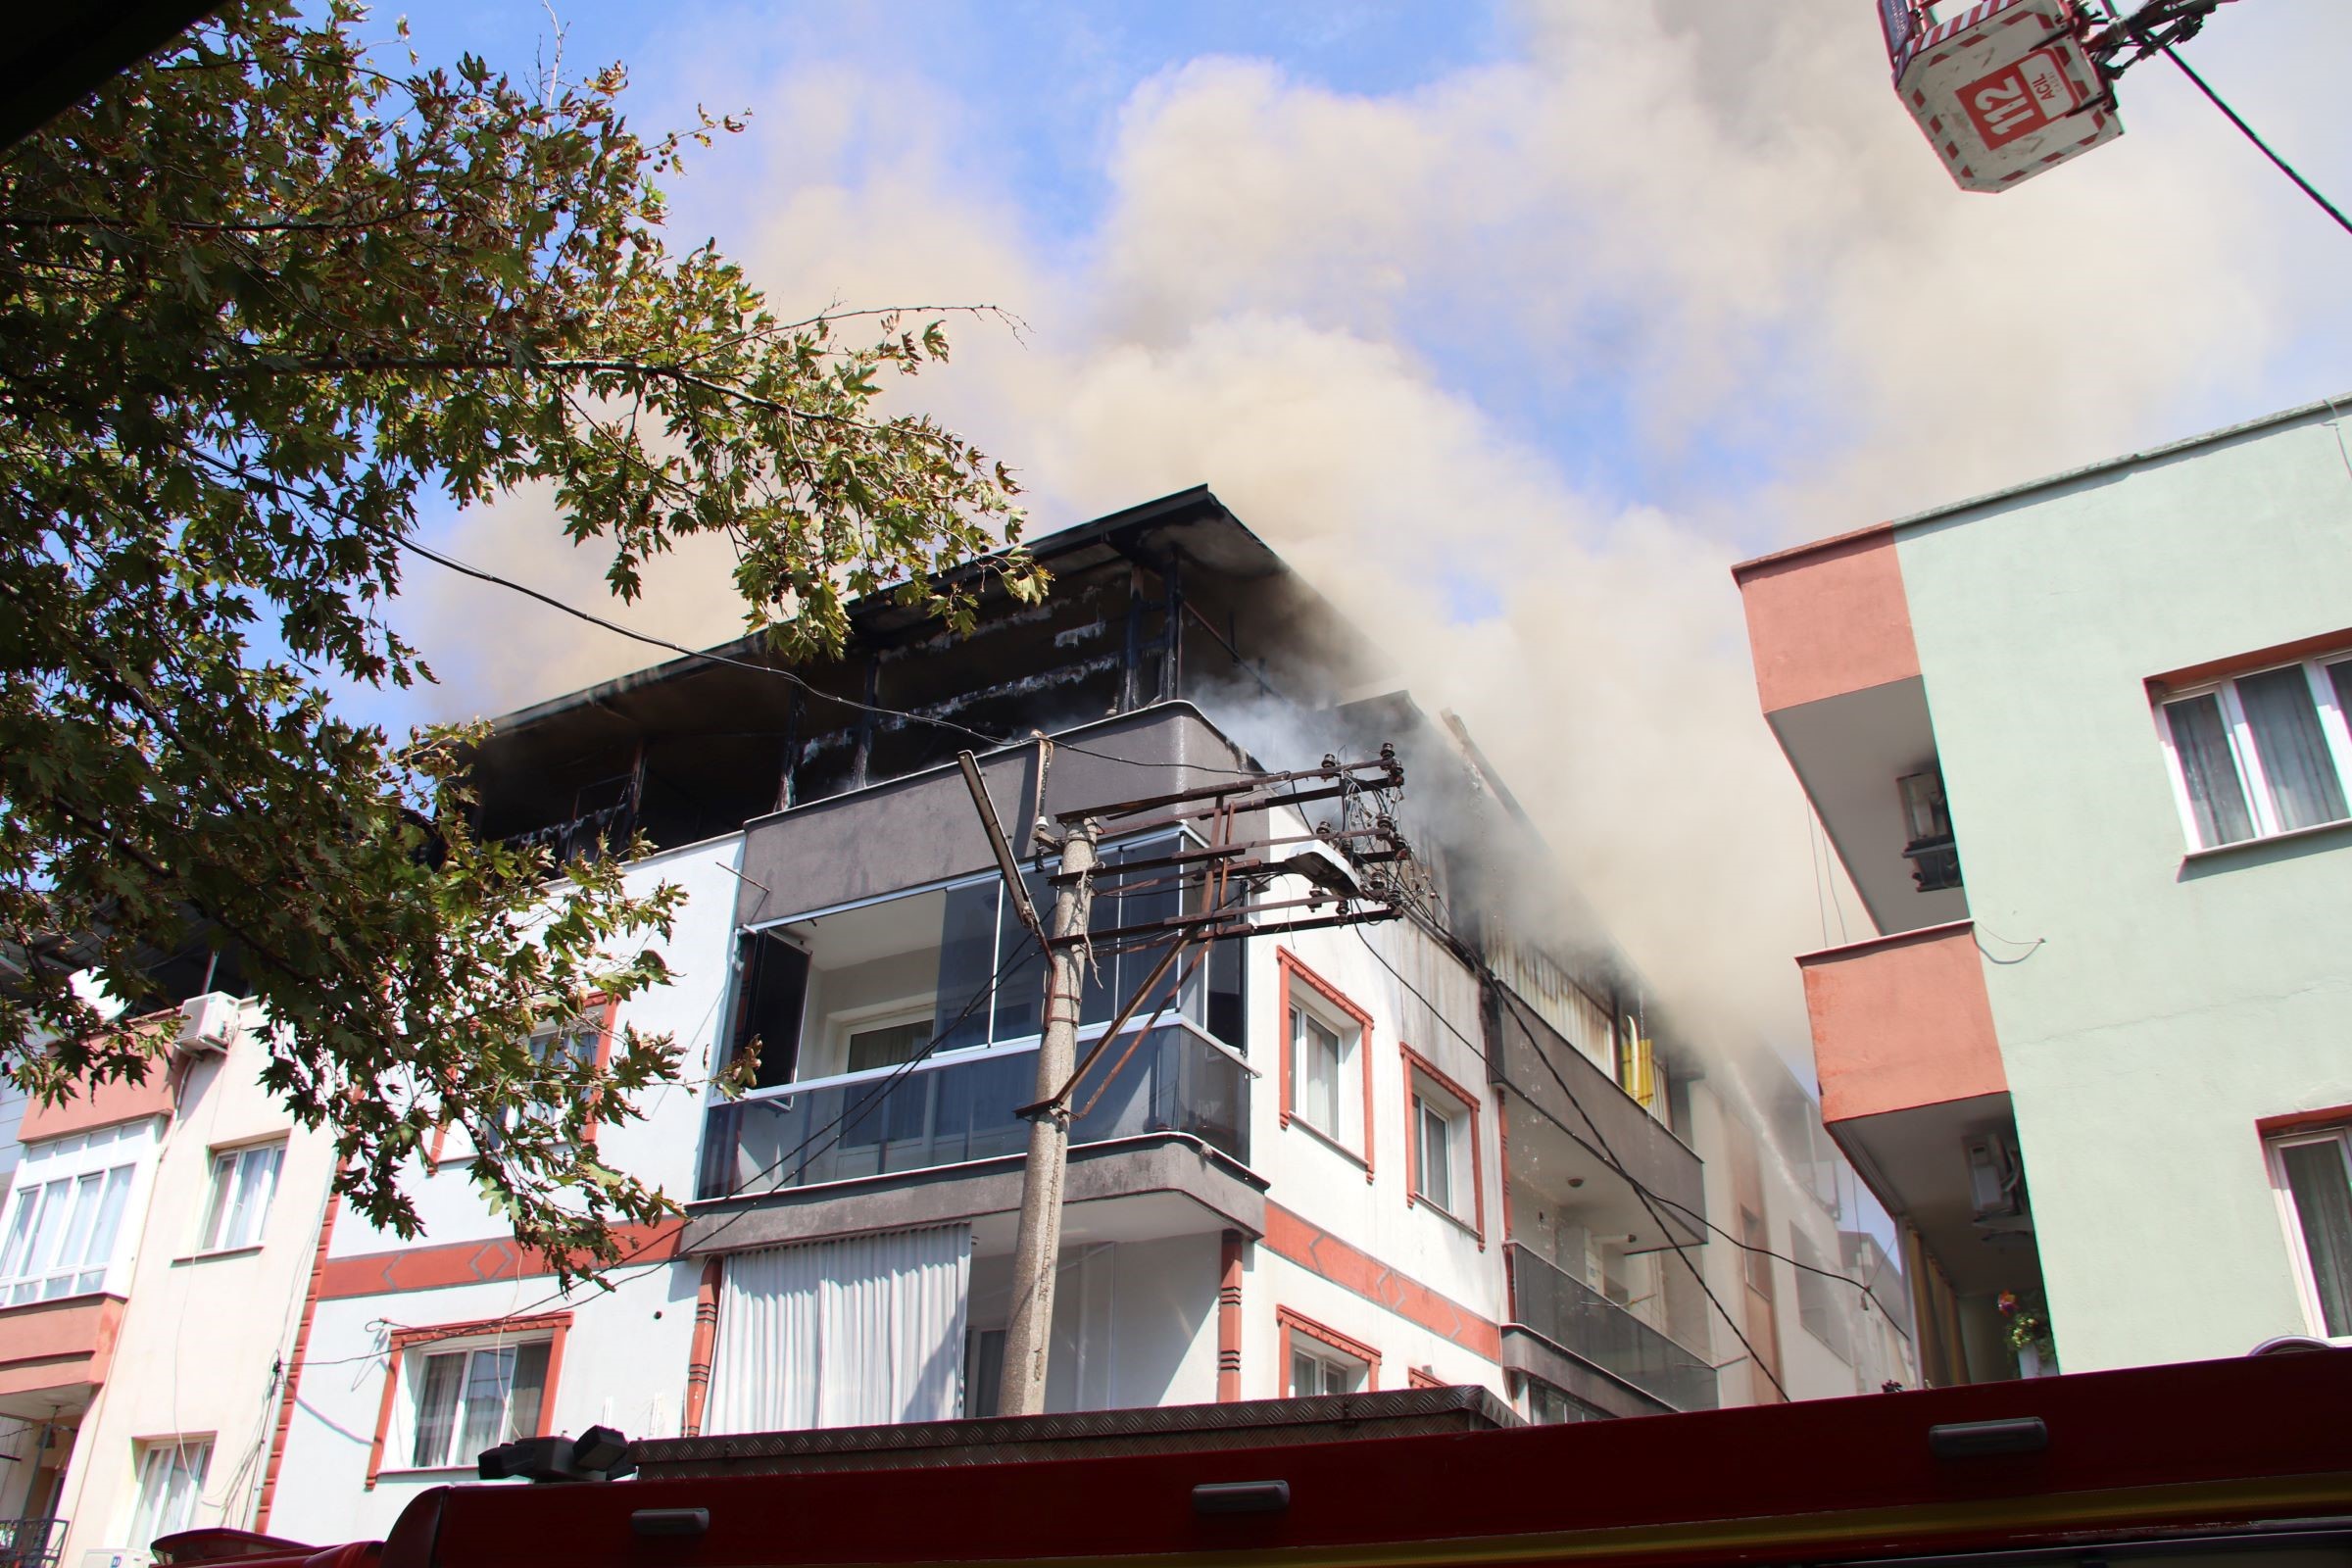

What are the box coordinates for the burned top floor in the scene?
[466,487,1391,858]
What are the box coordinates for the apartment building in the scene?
[254,490,1905,1544]
[1733,392,2352,1384]
[0,993,336,1568]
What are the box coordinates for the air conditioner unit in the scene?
[177,992,244,1055]
[81,1547,135,1568]
[1963,1130,2028,1223]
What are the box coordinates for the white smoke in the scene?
[397,0,2352,1068]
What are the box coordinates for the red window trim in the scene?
[2258,1102,2352,1137]
[366,1309,572,1487]
[1277,1304,1381,1395]
[1406,1365,1446,1391]
[427,996,620,1169]
[2146,629,2352,697]
[1275,950,1377,1181]
[1400,1045,1487,1248]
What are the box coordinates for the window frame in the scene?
[2153,649,2352,852]
[430,997,617,1167]
[193,1138,286,1256]
[0,1119,156,1304]
[1277,1305,1379,1396]
[2261,1118,2352,1345]
[366,1311,571,1486]
[1276,951,1376,1177]
[127,1435,214,1545]
[1400,1045,1486,1246]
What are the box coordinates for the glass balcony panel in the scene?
[1505,1243,1717,1411]
[700,1024,1247,1201]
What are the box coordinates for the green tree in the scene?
[0,1,1036,1273]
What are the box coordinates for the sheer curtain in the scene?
[709,1225,971,1433]
[2237,666,2348,831]
[2164,694,2253,845]
[2282,1141,2352,1338]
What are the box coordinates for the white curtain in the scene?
[708,1225,971,1433]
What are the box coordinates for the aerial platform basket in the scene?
[1881,0,2122,191]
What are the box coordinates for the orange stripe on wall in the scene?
[318,1219,682,1300]
[1262,1202,1500,1360]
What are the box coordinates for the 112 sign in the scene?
[1959,49,2085,150]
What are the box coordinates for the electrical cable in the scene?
[330,936,1044,1357]
[1342,922,1913,1337]
[388,529,1260,778]
[1348,922,1932,1396]
[2157,39,2352,238]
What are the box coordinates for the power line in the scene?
[1354,926,1806,1400]
[2157,39,2352,239]
[1344,924,1911,1336]
[332,934,1044,1357]
[389,529,1259,778]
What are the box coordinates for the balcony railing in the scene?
[1504,1243,1717,1412]
[698,1022,1249,1201]
[0,1518,65,1568]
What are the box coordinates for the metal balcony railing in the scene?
[1504,1243,1718,1411]
[0,1517,65,1568]
[698,1022,1249,1200]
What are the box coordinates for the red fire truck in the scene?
[151,1348,2350,1568]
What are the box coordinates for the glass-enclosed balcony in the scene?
[698,1020,1249,1201]
[1504,1243,1717,1412]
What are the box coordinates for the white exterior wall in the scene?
[269,835,743,1546]
[50,1001,337,1567]
[270,1264,700,1544]
[1238,893,1509,1401]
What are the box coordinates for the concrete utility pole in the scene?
[997,818,1100,1416]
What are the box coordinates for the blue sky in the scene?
[346,1,2352,1071]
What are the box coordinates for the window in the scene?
[408,1340,553,1469]
[1402,1047,1484,1240]
[1524,1378,1591,1425]
[1296,1009,1346,1131]
[728,829,1236,1090]
[1416,1097,1459,1212]
[479,1015,606,1155]
[844,1017,931,1075]
[1277,953,1372,1166]
[369,1312,569,1485]
[2268,1127,2352,1339]
[1291,1342,1363,1396]
[1740,1208,1774,1296]
[196,1141,283,1253]
[1277,1307,1378,1397]
[2158,653,2352,849]
[1790,1229,1853,1361]
[0,1159,136,1303]
[128,1439,211,1544]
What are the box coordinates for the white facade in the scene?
[0,998,336,1568]
[266,834,742,1546]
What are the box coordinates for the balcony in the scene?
[0,1519,63,1568]
[1502,1244,1716,1415]
[0,1295,124,1402]
[1486,986,1704,1251]
[698,1022,1250,1201]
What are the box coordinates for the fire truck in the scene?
[151,1348,2350,1568]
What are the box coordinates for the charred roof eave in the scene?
[480,485,1364,744]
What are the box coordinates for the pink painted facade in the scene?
[1732,526,1919,714]
[0,1295,126,1398]
[1796,922,2005,1126]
